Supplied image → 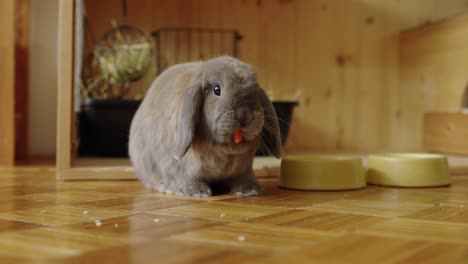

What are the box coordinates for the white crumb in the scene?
[238,235,246,242]
[220,213,226,218]
[94,220,102,227]
[114,224,119,228]
[40,210,47,214]
[154,218,160,223]
[83,211,89,214]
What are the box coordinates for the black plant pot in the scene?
[78,99,142,157]
[256,101,299,156]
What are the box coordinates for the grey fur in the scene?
[128,56,283,197]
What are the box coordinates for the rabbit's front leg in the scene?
[228,170,263,196]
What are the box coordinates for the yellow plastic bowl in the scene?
[279,155,366,191]
[366,153,450,187]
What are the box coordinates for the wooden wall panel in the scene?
[0,0,16,165]
[291,0,401,152]
[400,13,468,151]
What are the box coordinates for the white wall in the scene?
[29,0,59,156]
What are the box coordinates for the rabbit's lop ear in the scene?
[259,88,283,158]
[175,82,203,160]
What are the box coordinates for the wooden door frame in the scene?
[56,0,74,173]
[0,0,15,166]
[56,0,135,180]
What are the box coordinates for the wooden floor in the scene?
[1,165,468,263]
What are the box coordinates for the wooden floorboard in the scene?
[0,166,468,263]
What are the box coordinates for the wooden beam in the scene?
[15,0,30,162]
[56,0,74,171]
[0,0,16,166]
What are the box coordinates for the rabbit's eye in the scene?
[212,84,221,96]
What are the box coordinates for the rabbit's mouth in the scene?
[219,141,254,154]
[216,131,258,145]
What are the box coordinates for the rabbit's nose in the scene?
[235,107,254,126]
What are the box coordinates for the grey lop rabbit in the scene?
[129,56,283,197]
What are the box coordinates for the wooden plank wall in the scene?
[0,0,16,165]
[400,13,468,151]
[293,0,401,152]
[83,0,405,153]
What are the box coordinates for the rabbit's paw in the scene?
[231,182,263,197]
[178,181,212,197]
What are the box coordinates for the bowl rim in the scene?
[368,153,446,161]
[282,154,362,162]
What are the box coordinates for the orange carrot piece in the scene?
[233,129,243,144]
